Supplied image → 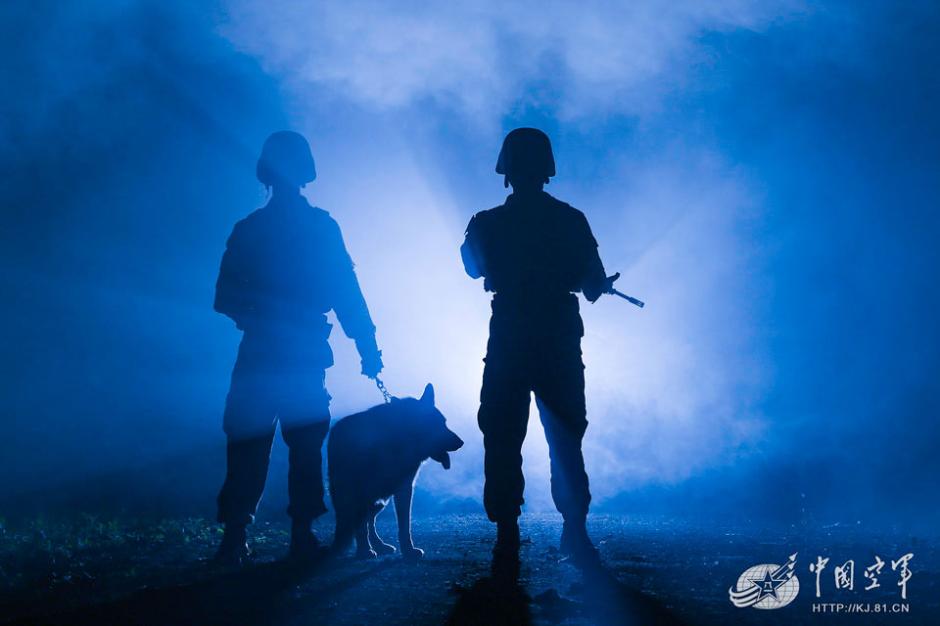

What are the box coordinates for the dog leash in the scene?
[374,376,392,404]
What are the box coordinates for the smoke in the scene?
[2,0,937,526]
[213,0,940,520]
[304,137,770,508]
[210,0,805,507]
[218,0,805,122]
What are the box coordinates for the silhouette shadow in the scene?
[447,552,682,626]
[447,553,531,626]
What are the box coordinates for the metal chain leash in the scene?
[374,376,392,404]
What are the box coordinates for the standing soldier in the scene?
[461,128,618,566]
[214,131,383,564]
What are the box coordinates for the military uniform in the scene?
[461,190,607,525]
[215,192,378,528]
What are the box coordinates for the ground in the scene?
[1,514,936,625]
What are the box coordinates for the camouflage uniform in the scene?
[215,192,378,527]
[462,190,607,525]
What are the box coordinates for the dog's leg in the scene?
[393,477,423,561]
[368,503,396,555]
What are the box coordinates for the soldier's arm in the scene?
[214,221,254,329]
[577,212,609,303]
[326,219,383,377]
[460,215,484,279]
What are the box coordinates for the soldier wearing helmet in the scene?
[214,131,383,564]
[461,128,618,567]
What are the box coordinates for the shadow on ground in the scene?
[447,552,678,626]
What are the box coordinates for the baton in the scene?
[609,288,645,308]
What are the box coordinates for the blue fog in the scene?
[1,0,937,527]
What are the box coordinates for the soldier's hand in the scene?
[361,351,384,379]
[605,272,621,293]
[356,335,383,379]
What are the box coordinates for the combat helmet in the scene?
[495,127,556,186]
[256,131,317,188]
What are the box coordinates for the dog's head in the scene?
[401,383,463,469]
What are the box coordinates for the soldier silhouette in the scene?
[461,128,619,566]
[213,131,383,564]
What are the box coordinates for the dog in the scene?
[328,383,463,560]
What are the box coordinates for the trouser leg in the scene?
[535,353,591,521]
[279,367,332,526]
[217,432,276,526]
[218,337,278,526]
[281,420,330,525]
[478,355,531,522]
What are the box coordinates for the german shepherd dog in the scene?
[328,384,463,560]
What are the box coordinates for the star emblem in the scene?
[748,568,788,602]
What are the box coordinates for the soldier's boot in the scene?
[560,518,600,568]
[289,520,325,562]
[214,523,251,566]
[494,519,521,556]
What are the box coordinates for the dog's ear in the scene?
[420,383,435,407]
